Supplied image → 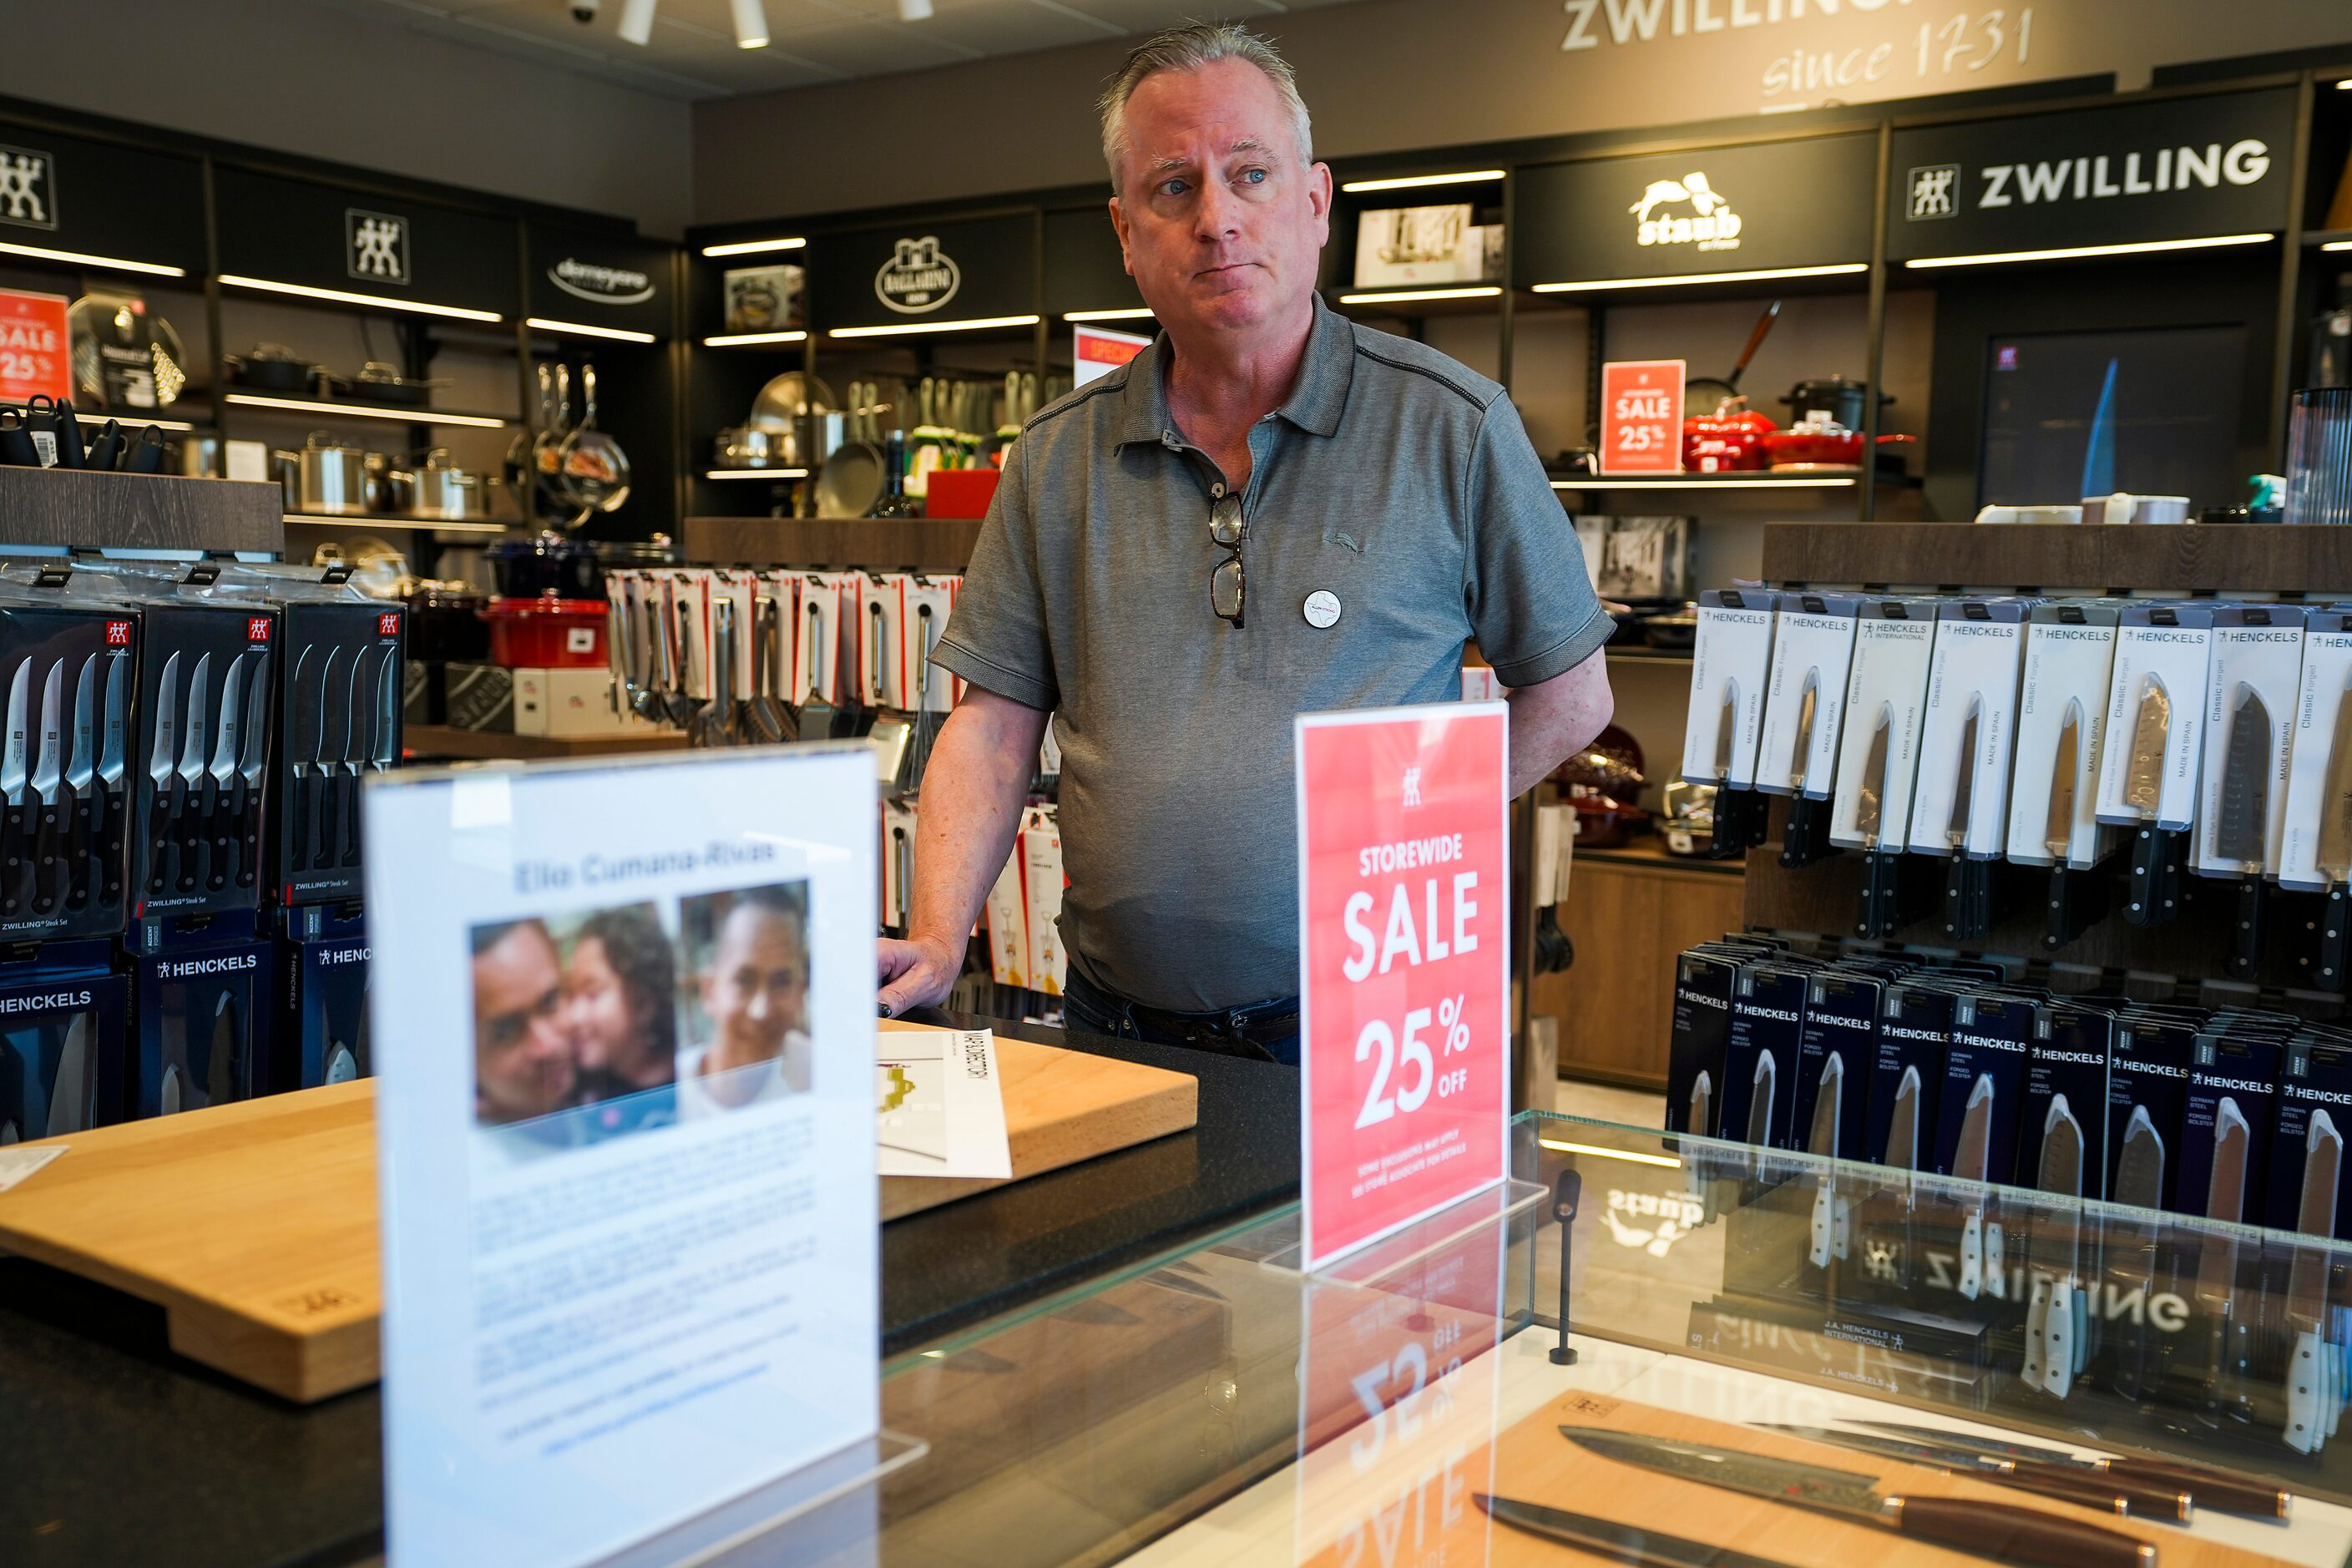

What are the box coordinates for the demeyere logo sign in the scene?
[875,235,960,314]
[549,256,655,305]
[1905,135,2272,220]
[0,144,56,230]
[1631,171,1743,251]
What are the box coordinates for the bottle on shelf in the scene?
[871,429,923,519]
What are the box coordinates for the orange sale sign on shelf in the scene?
[0,288,71,406]
[1598,358,1684,475]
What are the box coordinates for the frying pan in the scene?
[815,442,884,518]
[556,362,630,517]
[1683,299,1781,416]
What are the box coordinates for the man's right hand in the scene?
[878,934,963,1017]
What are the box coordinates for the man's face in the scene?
[473,923,576,1121]
[701,905,807,1063]
[1109,58,1331,343]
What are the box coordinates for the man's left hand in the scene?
[878,934,963,1017]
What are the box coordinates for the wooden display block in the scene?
[0,465,284,556]
[0,1034,1196,1402]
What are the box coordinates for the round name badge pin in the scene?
[1303,590,1342,629]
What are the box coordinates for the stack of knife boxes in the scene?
[0,564,402,1133]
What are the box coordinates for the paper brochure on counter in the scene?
[1296,701,1512,1272]
[876,1019,1012,1179]
[366,746,884,1568]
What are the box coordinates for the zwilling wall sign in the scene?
[547,257,654,305]
[1889,88,2295,259]
[215,170,519,317]
[0,143,56,230]
[876,235,961,315]
[346,209,409,285]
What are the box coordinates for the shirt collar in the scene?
[1113,294,1355,448]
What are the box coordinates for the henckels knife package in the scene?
[0,578,139,942]
[1828,599,1939,852]
[1907,599,2032,859]
[2194,604,2302,881]
[1680,589,1775,787]
[0,959,127,1138]
[1793,969,1880,1163]
[2265,1038,2352,1238]
[1868,979,1956,1171]
[130,933,271,1117]
[2096,604,2215,834]
[2007,601,2123,869]
[1667,948,1743,1136]
[1721,961,1809,1148]
[1935,991,2036,1186]
[2181,1025,2286,1224]
[2107,1012,2199,1213]
[1756,592,1862,799]
[276,926,371,1091]
[2021,1001,2117,1201]
[2279,608,2352,894]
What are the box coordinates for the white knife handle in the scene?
[2044,1275,2076,1399]
[1810,1177,1835,1269]
[2289,1328,2324,1453]
[1985,1222,2006,1299]
[2022,1274,2051,1392]
[1833,1194,1850,1261]
[1960,1206,1983,1300]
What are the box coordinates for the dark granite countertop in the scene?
[0,1014,1299,1568]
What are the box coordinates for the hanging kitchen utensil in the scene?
[1683,299,1781,414]
[556,363,631,517]
[816,442,885,518]
[529,363,574,524]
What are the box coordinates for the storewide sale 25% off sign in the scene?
[1296,702,1511,1269]
[1598,357,1685,474]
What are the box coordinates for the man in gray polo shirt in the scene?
[877,23,1614,1061]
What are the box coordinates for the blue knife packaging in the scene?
[1867,981,1957,1168]
[129,933,273,1118]
[0,579,142,943]
[2021,1001,2117,1201]
[1936,992,2036,1183]
[1667,947,1743,1136]
[0,963,127,1136]
[2264,1037,2352,1237]
[276,925,371,1092]
[2106,1013,2198,1212]
[1793,971,1880,1161]
[2180,1025,2286,1223]
[1721,961,1809,1148]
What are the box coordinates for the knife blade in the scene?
[234,650,268,890]
[2194,1095,2257,1413]
[2286,1109,2343,1454]
[0,656,28,918]
[1687,1068,1713,1139]
[341,647,372,867]
[1557,1427,2156,1568]
[2028,1093,2087,1397]
[1947,699,1980,852]
[144,650,180,898]
[61,653,94,912]
[372,636,399,771]
[1713,680,1739,779]
[1475,1494,1807,1568]
[316,646,359,870]
[1746,1049,1775,1146]
[2110,1103,2168,1399]
[205,654,246,894]
[205,990,238,1109]
[1855,703,1890,848]
[2218,685,2273,979]
[96,651,126,909]
[28,660,63,915]
[1749,1426,2178,1521]
[1808,1051,1847,1267]
[2123,675,2174,927]
[1884,1062,1921,1171]
[173,651,210,893]
[1852,1423,2292,1520]
[43,1014,89,1137]
[1955,1073,2002,1301]
[2045,700,2081,863]
[1788,669,1818,791]
[290,646,329,878]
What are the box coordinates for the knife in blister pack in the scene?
[1869,1061,1925,1290]
[1780,667,1834,867]
[2042,699,2106,949]
[27,660,64,916]
[203,654,247,893]
[2284,1109,2344,1454]
[1853,702,1902,937]
[2121,674,2184,928]
[1806,1051,1850,1269]
[288,646,331,876]
[2213,683,2273,981]
[1941,695,1990,942]
[1706,678,1758,860]
[2021,1093,2087,1399]
[2105,1104,2167,1400]
[0,656,29,918]
[1953,1073,2006,1302]
[143,650,180,898]
[2314,679,2352,989]
[2190,1095,2259,1420]
[341,647,374,867]
[171,652,210,894]
[94,651,126,909]
[232,650,267,890]
[59,654,94,913]
[316,648,360,871]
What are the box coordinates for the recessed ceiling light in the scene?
[898,0,933,18]
[731,0,767,48]
[617,0,656,44]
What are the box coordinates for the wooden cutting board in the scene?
[1299,1389,2296,1568]
[0,1036,1196,1403]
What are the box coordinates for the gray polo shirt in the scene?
[932,296,1610,1013]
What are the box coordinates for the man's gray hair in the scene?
[1097,23,1313,195]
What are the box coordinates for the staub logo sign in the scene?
[0,144,55,230]
[874,235,960,314]
[1631,171,1743,251]
[1905,138,2273,220]
[549,256,655,306]
[346,208,409,284]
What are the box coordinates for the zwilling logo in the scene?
[1631,172,1742,251]
[1907,164,1960,220]
[0,144,55,230]
[319,947,370,964]
[346,208,408,284]
[1400,765,1424,808]
[105,621,131,646]
[377,613,401,637]
[874,235,959,314]
[248,617,272,642]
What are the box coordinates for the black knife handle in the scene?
[145,784,173,895]
[236,782,262,891]
[288,770,309,877]
[314,770,339,871]
[0,798,25,915]
[62,791,92,912]
[2321,887,2352,991]
[30,800,61,915]
[97,783,124,908]
[1886,1495,2152,1568]
[2227,876,2265,981]
[206,778,234,892]
[344,763,363,868]
[175,779,205,893]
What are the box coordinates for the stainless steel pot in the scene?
[276,431,370,515]
[175,431,222,478]
[714,414,842,471]
[414,448,502,520]
[366,451,417,514]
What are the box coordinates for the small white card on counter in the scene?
[1756,592,1861,799]
[1681,589,1775,786]
[2007,603,2124,868]
[876,1021,1013,1180]
[0,1144,66,1193]
[2194,607,2304,878]
[2095,605,2214,832]
[2280,609,2352,891]
[1828,599,1938,850]
[1908,599,2033,858]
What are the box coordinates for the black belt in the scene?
[1066,969,1299,1052]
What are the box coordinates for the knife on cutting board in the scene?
[1558,1426,2156,1568]
[1748,1424,2183,1520]
[2214,684,2272,980]
[2285,1108,2343,1454]
[2122,675,2178,928]
[1955,1073,2005,1301]
[1852,1423,2290,1520]
[1476,1494,1806,1568]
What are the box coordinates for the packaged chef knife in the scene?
[1834,599,1939,936]
[2097,604,2215,930]
[2279,609,2352,987]
[2198,606,2302,979]
[1682,589,1777,856]
[130,933,271,1116]
[1757,592,1862,867]
[0,962,126,1136]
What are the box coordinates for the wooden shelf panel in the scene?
[403,724,685,761]
[1759,522,2352,591]
[0,467,284,555]
[682,515,982,571]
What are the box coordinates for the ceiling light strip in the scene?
[827,314,1040,339]
[222,392,509,428]
[706,468,808,480]
[1335,286,1502,305]
[1062,307,1156,322]
[1340,169,1507,193]
[1904,233,2273,269]
[1550,476,1859,490]
[701,237,807,257]
[705,329,809,345]
[1534,262,1868,293]
[526,316,657,343]
[0,240,184,278]
[218,274,503,322]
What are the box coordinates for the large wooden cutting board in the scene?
[0,1035,1196,1403]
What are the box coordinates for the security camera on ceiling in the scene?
[569,0,599,22]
